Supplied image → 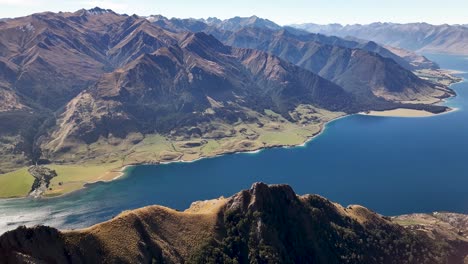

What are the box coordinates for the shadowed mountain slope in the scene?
[147,16,451,104]
[213,27,450,103]
[0,9,454,172]
[147,15,439,71]
[39,32,358,155]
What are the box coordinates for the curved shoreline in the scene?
[19,113,349,201]
[358,107,458,118]
[71,72,467,197]
[1,70,464,201]
[47,105,447,199]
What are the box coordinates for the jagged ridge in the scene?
[0,183,467,263]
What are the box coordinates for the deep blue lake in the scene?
[0,54,467,234]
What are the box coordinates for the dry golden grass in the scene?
[392,213,468,241]
[0,168,34,198]
[65,199,227,262]
[185,197,227,214]
[45,163,122,197]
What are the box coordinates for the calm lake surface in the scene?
[0,54,467,234]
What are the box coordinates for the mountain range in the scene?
[0,8,467,264]
[146,15,459,104]
[1,183,467,263]
[0,8,456,195]
[292,22,468,55]
[149,16,435,68]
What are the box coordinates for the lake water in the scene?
[0,54,467,234]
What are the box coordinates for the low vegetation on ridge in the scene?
[0,183,466,263]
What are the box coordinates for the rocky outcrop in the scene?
[28,166,57,198]
[1,183,467,263]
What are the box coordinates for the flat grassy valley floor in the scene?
[0,69,461,199]
[0,107,343,198]
[0,164,122,198]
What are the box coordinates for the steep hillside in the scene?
[0,9,456,196]
[39,32,357,161]
[1,183,467,263]
[146,16,452,104]
[148,15,439,71]
[215,27,452,103]
[0,8,172,170]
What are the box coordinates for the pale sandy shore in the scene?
[359,108,440,117]
[440,69,466,75]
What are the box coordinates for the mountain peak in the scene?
[1,183,467,263]
[211,15,282,31]
[86,7,114,15]
[180,32,229,54]
[204,17,221,24]
[146,14,168,22]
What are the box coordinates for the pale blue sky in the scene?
[0,0,466,25]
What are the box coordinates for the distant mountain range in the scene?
[147,15,440,71]
[147,15,282,32]
[292,22,468,55]
[147,15,455,102]
[0,8,454,175]
[0,9,467,264]
[1,183,467,263]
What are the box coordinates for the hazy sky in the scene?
[0,0,466,25]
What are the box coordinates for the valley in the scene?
[1,2,468,263]
[0,8,459,198]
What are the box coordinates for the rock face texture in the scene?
[40,32,357,155]
[148,15,453,103]
[1,183,467,263]
[27,166,57,197]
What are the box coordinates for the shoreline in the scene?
[17,113,350,201]
[68,71,466,197]
[358,107,458,118]
[40,92,461,200]
[1,69,464,201]
[361,70,465,118]
[440,69,467,75]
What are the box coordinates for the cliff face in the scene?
[1,183,467,263]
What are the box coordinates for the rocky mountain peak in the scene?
[146,14,168,22]
[86,7,114,15]
[1,183,467,263]
[180,31,230,54]
[227,182,299,212]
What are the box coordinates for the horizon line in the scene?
[1,6,466,27]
